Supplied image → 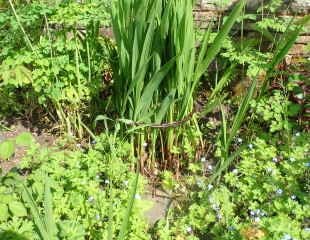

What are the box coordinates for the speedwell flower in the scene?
[272,157,279,163]
[88,196,95,203]
[276,188,283,195]
[135,194,141,200]
[186,226,192,233]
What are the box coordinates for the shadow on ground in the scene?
[0,230,29,240]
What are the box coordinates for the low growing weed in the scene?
[0,134,150,240]
[154,134,310,240]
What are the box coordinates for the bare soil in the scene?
[0,121,55,172]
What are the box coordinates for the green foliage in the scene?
[50,0,112,27]
[155,135,310,240]
[21,177,57,240]
[251,91,290,132]
[0,2,308,240]
[0,0,111,137]
[0,134,150,240]
[0,132,37,161]
[0,140,15,160]
[111,0,245,169]
[15,132,35,147]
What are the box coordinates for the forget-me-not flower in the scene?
[281,233,293,240]
[135,194,141,200]
[88,196,95,203]
[273,157,279,163]
[289,157,296,162]
[276,188,283,195]
[186,226,192,233]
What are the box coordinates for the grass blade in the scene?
[117,171,139,240]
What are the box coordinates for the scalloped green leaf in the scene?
[15,132,35,147]
[0,203,9,221]
[8,201,28,217]
[0,140,15,160]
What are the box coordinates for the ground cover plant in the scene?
[0,0,309,239]
[0,0,112,137]
[0,133,150,239]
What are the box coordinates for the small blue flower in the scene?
[212,204,220,211]
[276,188,283,195]
[88,196,95,203]
[250,210,255,216]
[95,214,100,221]
[91,140,97,145]
[261,211,267,217]
[304,162,310,167]
[272,157,279,163]
[134,194,141,200]
[289,157,296,162]
[196,179,203,187]
[227,226,235,231]
[186,226,192,233]
[232,169,238,174]
[281,233,293,240]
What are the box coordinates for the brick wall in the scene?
[194,0,310,57]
